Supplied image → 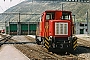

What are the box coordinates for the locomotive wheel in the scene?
[35,36,41,45]
[36,39,41,45]
[41,38,44,45]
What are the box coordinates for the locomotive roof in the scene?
[45,10,72,13]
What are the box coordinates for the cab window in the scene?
[61,12,70,20]
[46,12,55,20]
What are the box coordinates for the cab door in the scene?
[45,12,55,37]
[45,22,49,37]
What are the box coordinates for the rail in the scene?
[0,35,85,60]
[0,42,36,44]
[0,36,12,46]
[0,35,36,46]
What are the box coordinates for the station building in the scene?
[6,22,38,35]
[75,22,90,34]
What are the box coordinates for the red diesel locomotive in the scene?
[36,10,77,52]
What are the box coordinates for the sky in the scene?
[0,0,25,13]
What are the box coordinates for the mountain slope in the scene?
[0,1,90,22]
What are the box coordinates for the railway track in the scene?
[0,35,36,45]
[0,35,12,46]
[71,38,90,60]
[24,36,85,60]
[0,35,86,60]
[15,43,82,60]
[77,38,90,47]
[0,42,36,44]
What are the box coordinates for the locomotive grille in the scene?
[55,22,68,35]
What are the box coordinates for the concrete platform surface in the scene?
[75,34,90,41]
[27,35,35,38]
[0,45,30,60]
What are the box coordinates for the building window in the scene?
[80,23,84,26]
[85,24,87,26]
[86,29,87,32]
[80,29,84,34]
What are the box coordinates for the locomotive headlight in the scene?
[50,36,52,38]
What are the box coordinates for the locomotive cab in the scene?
[36,10,77,52]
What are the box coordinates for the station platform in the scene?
[0,45,30,60]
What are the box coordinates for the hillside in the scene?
[0,0,90,22]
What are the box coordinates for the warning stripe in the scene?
[74,47,77,50]
[45,40,49,45]
[44,37,50,49]
[73,43,77,49]
[45,37,49,41]
[45,44,49,49]
[73,40,77,45]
